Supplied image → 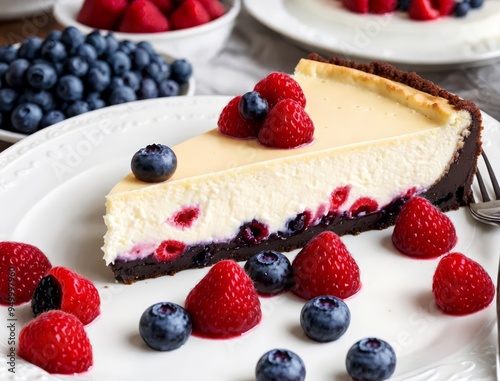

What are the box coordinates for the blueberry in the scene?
[345,338,396,381]
[142,62,164,82]
[300,295,350,342]
[151,55,170,78]
[104,33,119,56]
[41,40,67,63]
[158,79,180,97]
[108,76,125,91]
[85,30,107,57]
[109,86,136,105]
[138,78,159,99]
[0,62,9,77]
[131,144,177,183]
[77,43,98,63]
[18,37,42,60]
[60,26,85,55]
[137,41,155,55]
[66,100,90,117]
[0,45,18,64]
[24,89,55,112]
[118,40,137,55]
[107,51,132,76]
[239,91,269,122]
[87,96,106,110]
[40,109,65,128]
[0,88,19,112]
[244,250,293,295]
[122,71,141,91]
[64,56,89,77]
[454,1,470,16]
[45,30,62,41]
[397,0,412,10]
[470,0,484,8]
[26,62,58,90]
[256,349,306,381]
[5,59,30,89]
[86,61,111,92]
[56,75,84,101]
[170,59,192,84]
[139,302,192,351]
[132,48,151,70]
[11,102,43,133]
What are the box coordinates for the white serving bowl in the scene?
[0,0,56,20]
[53,0,241,63]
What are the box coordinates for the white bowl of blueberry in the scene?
[53,0,241,63]
[0,27,195,143]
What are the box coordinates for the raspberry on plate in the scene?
[253,72,306,109]
[391,196,457,258]
[119,0,170,33]
[18,310,93,375]
[0,241,52,306]
[217,95,260,138]
[257,99,314,149]
[432,252,495,315]
[292,231,361,300]
[31,266,101,325]
[185,260,262,338]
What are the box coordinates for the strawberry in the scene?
[149,0,176,14]
[31,266,100,325]
[119,0,170,33]
[253,72,306,109]
[0,242,51,306]
[432,252,495,315]
[292,231,361,300]
[217,95,260,138]
[370,0,398,13]
[342,0,369,13]
[170,0,211,30]
[197,0,226,19]
[258,99,314,149]
[184,260,262,338]
[18,310,92,374]
[77,0,129,30]
[392,196,457,258]
[408,0,440,20]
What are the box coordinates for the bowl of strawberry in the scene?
[53,0,241,62]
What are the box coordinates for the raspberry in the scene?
[432,252,495,315]
[170,0,211,30]
[329,186,351,212]
[392,197,457,258]
[31,266,100,325]
[342,0,369,12]
[0,241,51,305]
[155,240,186,261]
[18,310,93,374]
[292,231,361,300]
[348,197,379,217]
[217,95,260,138]
[369,0,398,13]
[185,260,262,338]
[408,0,440,20]
[258,99,314,148]
[118,0,170,33]
[253,72,306,109]
[197,0,227,19]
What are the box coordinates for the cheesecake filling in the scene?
[103,59,472,265]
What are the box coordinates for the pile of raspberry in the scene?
[78,0,227,34]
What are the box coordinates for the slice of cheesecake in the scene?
[103,55,482,284]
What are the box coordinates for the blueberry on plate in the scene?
[64,56,89,78]
[0,45,18,64]
[56,75,84,102]
[77,43,98,64]
[107,51,131,76]
[5,58,30,89]
[122,71,141,92]
[239,91,269,122]
[85,30,107,57]
[109,86,137,105]
[131,144,177,183]
[345,338,396,381]
[244,250,293,295]
[0,88,19,112]
[18,37,42,60]
[454,1,470,16]
[256,349,306,381]
[66,100,90,117]
[24,89,55,112]
[103,33,119,56]
[132,48,151,70]
[60,26,85,55]
[158,79,180,97]
[300,295,350,342]
[26,62,58,90]
[139,302,192,351]
[86,62,111,93]
[40,39,67,63]
[170,59,192,84]
[138,78,159,99]
[11,103,43,134]
[40,109,65,128]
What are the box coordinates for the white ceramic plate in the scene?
[244,0,500,71]
[0,96,499,380]
[0,54,195,145]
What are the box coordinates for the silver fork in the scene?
[469,151,500,227]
